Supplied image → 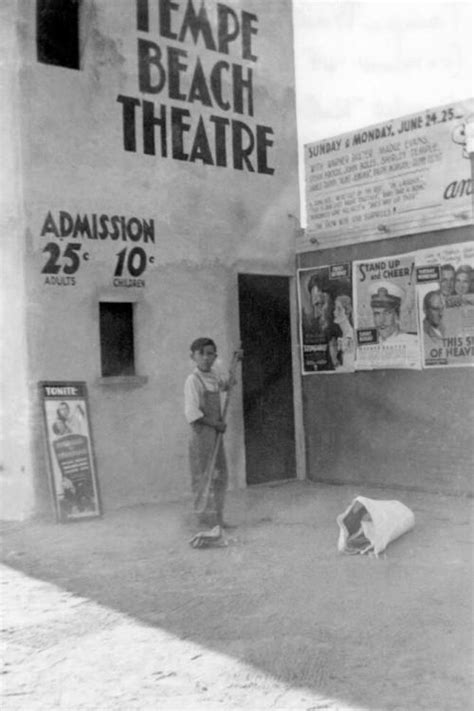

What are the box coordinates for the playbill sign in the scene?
[40,382,101,523]
[300,98,474,251]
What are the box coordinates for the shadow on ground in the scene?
[1,481,473,710]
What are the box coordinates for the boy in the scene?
[184,337,233,529]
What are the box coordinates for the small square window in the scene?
[99,303,135,378]
[37,0,81,70]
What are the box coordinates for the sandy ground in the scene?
[1,481,473,711]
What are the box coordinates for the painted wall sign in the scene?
[39,382,102,522]
[300,98,474,251]
[117,0,275,174]
[39,210,155,288]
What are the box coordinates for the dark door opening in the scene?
[238,274,296,485]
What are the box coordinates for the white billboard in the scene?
[300,99,474,251]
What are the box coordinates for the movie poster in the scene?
[353,253,421,370]
[415,241,474,368]
[297,263,354,374]
[40,382,101,522]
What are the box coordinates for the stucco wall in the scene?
[11,0,300,514]
[0,0,35,519]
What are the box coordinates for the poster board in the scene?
[39,382,102,522]
[297,224,474,495]
[300,98,474,251]
[297,240,474,374]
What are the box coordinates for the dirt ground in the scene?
[1,481,473,711]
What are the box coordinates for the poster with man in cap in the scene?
[353,253,421,370]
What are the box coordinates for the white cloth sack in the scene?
[337,496,415,556]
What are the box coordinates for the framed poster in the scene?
[39,382,102,522]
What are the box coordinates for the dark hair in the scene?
[307,274,323,295]
[423,289,441,312]
[455,264,472,277]
[190,337,216,354]
[440,264,455,274]
[57,402,69,418]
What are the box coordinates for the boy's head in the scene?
[190,337,217,372]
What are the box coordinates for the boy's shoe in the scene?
[189,525,228,549]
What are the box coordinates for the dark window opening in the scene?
[99,303,136,377]
[37,0,80,69]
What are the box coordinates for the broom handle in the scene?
[207,349,241,465]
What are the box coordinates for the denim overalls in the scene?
[188,372,228,526]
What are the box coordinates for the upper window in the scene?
[37,0,81,69]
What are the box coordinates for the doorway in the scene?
[238,274,296,485]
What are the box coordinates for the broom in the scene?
[194,348,242,516]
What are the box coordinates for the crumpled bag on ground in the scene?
[337,496,415,556]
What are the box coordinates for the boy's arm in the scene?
[214,352,242,392]
[196,415,226,433]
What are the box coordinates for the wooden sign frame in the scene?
[39,381,102,523]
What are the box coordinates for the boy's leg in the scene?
[189,428,218,527]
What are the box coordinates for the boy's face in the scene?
[192,345,217,372]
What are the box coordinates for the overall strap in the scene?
[193,370,221,393]
[193,371,207,390]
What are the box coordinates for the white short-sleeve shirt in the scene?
[184,367,227,423]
